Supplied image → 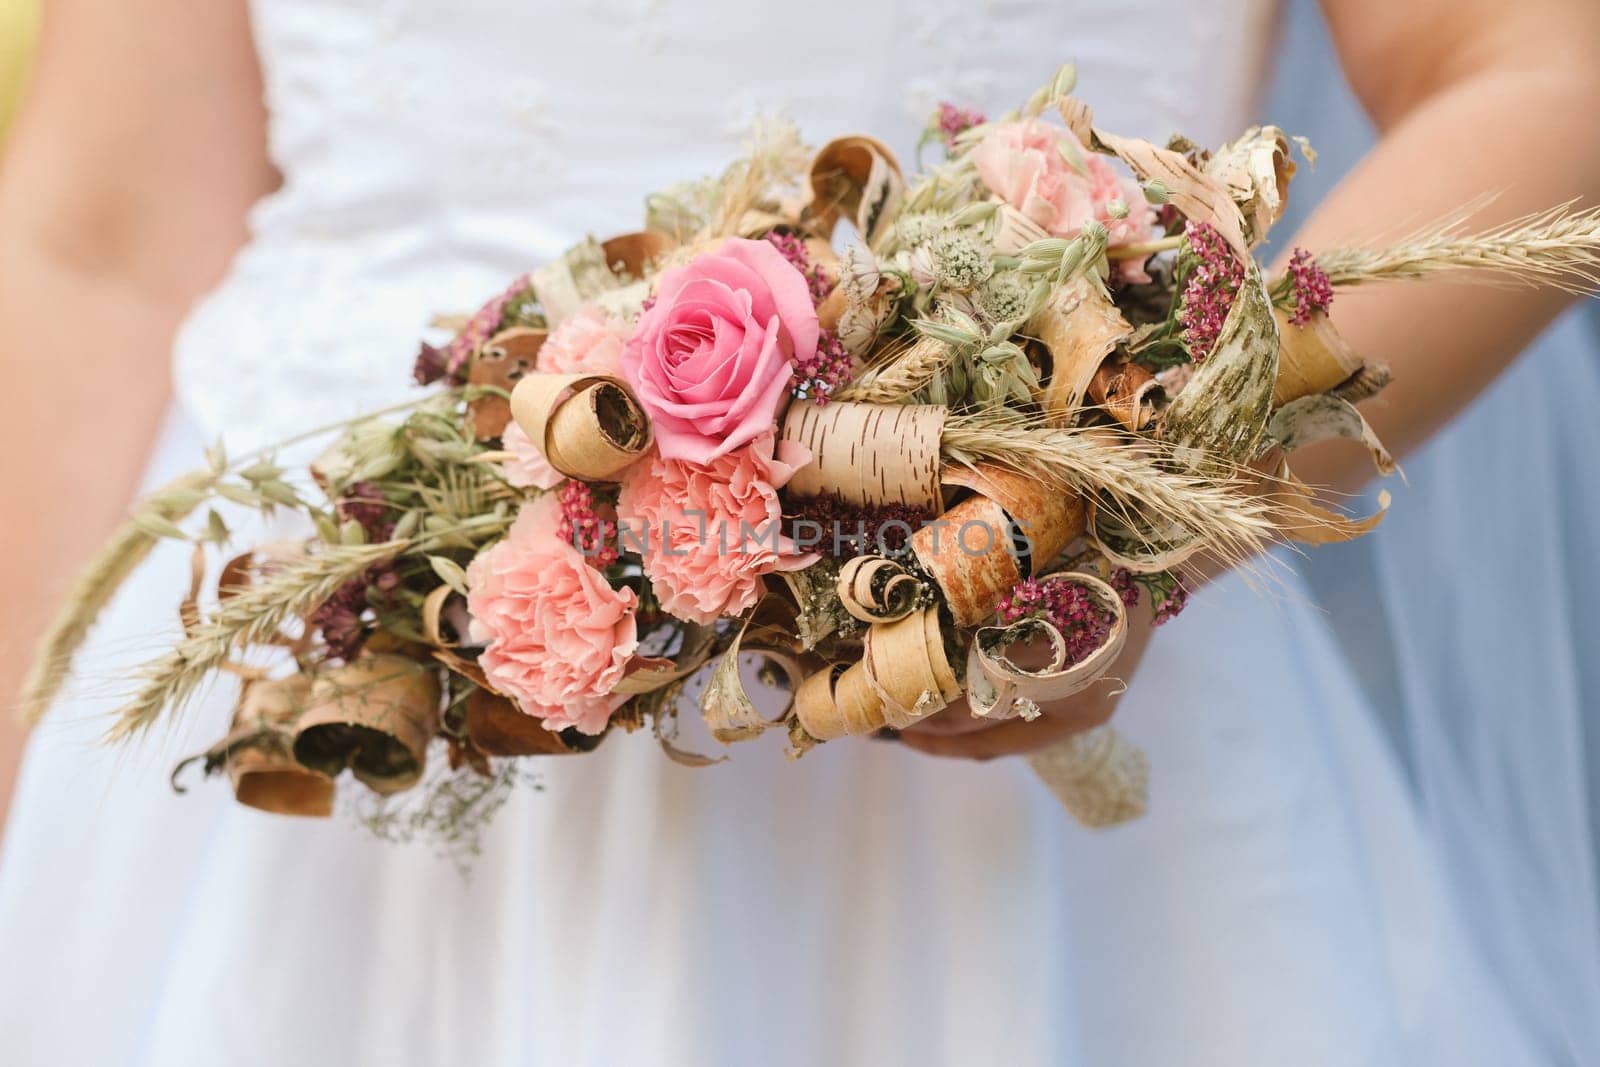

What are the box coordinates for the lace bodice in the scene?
[174,0,1281,450]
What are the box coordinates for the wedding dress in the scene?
[0,1,1573,1064]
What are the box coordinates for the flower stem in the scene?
[1108,234,1185,260]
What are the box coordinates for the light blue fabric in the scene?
[1266,3,1600,1060]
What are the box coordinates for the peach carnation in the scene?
[537,304,629,377]
[466,497,638,734]
[498,420,564,491]
[617,435,819,624]
[972,118,1157,281]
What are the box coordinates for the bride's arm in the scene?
[0,0,274,835]
[905,0,1600,760]
[1292,0,1600,492]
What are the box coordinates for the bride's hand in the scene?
[899,606,1155,761]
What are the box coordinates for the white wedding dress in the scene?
[0,1,1584,1064]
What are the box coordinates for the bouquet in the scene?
[23,65,1600,842]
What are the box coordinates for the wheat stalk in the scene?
[703,119,808,241]
[105,542,394,742]
[18,471,218,726]
[105,505,517,743]
[835,335,954,403]
[941,413,1280,567]
[18,392,488,728]
[1315,203,1600,295]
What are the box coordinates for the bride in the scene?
[2,0,1597,1063]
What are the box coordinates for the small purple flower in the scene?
[558,481,618,569]
[935,102,986,150]
[1285,247,1333,327]
[336,482,395,541]
[996,577,1116,667]
[793,330,853,405]
[764,231,834,304]
[312,576,369,661]
[1109,567,1141,608]
[1151,579,1189,627]
[1177,221,1244,362]
[763,233,852,403]
[412,341,452,386]
[443,273,533,377]
[311,555,403,663]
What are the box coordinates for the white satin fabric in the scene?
[0,1,1572,1064]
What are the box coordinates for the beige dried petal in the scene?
[1204,126,1296,245]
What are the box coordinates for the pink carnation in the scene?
[499,420,564,491]
[621,238,816,465]
[466,497,638,734]
[537,304,628,377]
[972,118,1157,281]
[617,435,819,624]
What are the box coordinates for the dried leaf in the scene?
[1091,129,1250,257]
[1160,263,1280,471]
[778,558,849,650]
[1203,126,1296,245]
[700,609,802,743]
[1271,460,1391,545]
[965,572,1127,720]
[1029,274,1133,423]
[835,556,920,625]
[1264,394,1398,477]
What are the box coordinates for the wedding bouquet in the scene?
[24,65,1600,842]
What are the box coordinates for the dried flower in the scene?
[445,274,533,377]
[978,270,1034,324]
[1177,221,1245,361]
[1112,567,1190,626]
[557,480,618,569]
[836,246,882,303]
[931,229,993,291]
[786,495,933,556]
[765,231,835,304]
[1149,573,1189,626]
[310,579,368,662]
[996,577,1115,667]
[894,213,944,248]
[934,102,986,150]
[836,301,890,355]
[792,330,853,404]
[412,341,454,386]
[1109,567,1141,608]
[336,481,395,541]
[1284,247,1333,326]
[310,552,402,663]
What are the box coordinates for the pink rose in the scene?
[620,237,817,464]
[466,497,638,734]
[537,304,628,377]
[617,435,819,624]
[498,420,564,491]
[972,118,1157,281]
